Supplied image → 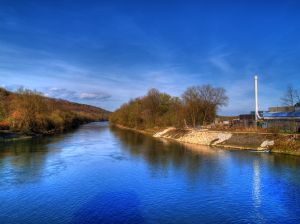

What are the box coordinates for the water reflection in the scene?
[110,126,228,185]
[0,123,109,188]
[111,126,300,191]
[0,138,50,186]
[252,159,261,208]
[1,124,300,189]
[0,123,299,223]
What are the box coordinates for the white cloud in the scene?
[45,88,111,102]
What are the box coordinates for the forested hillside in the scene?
[0,88,110,134]
[110,85,228,129]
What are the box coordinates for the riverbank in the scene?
[113,124,300,156]
[0,130,33,142]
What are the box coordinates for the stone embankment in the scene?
[113,124,300,155]
[153,128,300,155]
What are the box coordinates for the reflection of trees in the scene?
[267,153,300,170]
[110,126,227,184]
[0,136,60,186]
[0,122,107,187]
[110,126,297,189]
[0,122,107,186]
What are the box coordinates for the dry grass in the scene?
[272,135,300,153]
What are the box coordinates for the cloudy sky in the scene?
[1,0,300,114]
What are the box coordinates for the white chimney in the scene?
[254,75,261,121]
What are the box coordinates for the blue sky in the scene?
[0,0,300,114]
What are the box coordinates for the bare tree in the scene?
[198,85,228,124]
[182,87,201,127]
[182,85,228,127]
[281,85,300,106]
[0,88,10,120]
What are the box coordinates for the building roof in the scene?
[263,111,300,120]
[268,106,295,113]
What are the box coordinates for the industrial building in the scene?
[262,106,300,132]
[235,106,300,132]
[234,76,300,132]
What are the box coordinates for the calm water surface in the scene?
[0,122,300,224]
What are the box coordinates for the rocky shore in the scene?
[114,125,300,156]
[155,128,300,155]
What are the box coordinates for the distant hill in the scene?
[0,87,110,134]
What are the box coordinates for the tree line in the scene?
[110,85,228,129]
[0,88,109,133]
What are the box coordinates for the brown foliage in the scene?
[110,85,228,129]
[182,85,228,127]
[0,88,110,134]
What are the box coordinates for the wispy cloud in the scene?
[79,92,111,100]
[44,87,111,102]
[209,53,233,74]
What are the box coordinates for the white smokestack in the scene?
[254,75,260,121]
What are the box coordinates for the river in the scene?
[0,122,299,223]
